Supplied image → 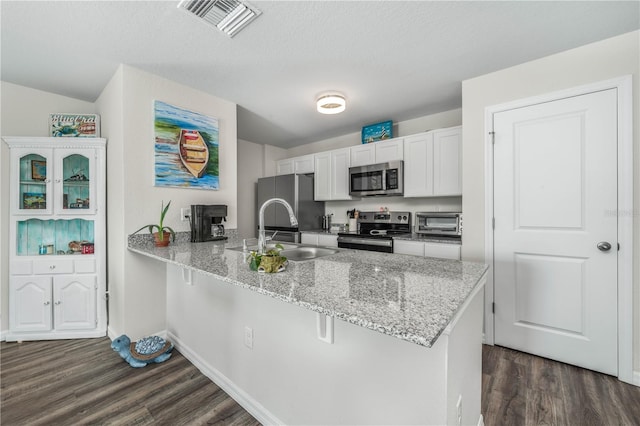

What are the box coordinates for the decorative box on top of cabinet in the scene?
[3,136,107,342]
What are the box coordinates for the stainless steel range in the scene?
[337,211,411,253]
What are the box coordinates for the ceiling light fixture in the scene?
[316,93,346,115]
[178,0,261,38]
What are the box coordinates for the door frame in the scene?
[483,75,634,384]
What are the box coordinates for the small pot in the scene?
[153,232,171,247]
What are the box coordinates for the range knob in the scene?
[397,215,402,220]
[403,215,408,221]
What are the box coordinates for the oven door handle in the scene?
[337,237,393,247]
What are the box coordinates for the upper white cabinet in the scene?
[276,154,315,175]
[314,148,352,201]
[350,137,404,167]
[404,126,461,197]
[4,136,107,342]
[433,127,462,196]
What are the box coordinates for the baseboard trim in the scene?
[167,331,283,426]
[633,370,640,387]
[0,329,8,342]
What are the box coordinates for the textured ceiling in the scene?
[2,1,639,148]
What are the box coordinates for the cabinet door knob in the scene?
[44,301,50,305]
[55,301,62,305]
[49,265,56,269]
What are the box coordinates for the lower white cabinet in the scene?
[10,274,97,334]
[10,276,52,332]
[394,240,461,260]
[300,233,338,247]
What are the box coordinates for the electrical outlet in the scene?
[456,394,463,426]
[181,207,191,222]
[244,326,253,349]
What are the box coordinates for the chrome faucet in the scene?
[258,198,298,254]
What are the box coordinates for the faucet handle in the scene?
[242,237,258,251]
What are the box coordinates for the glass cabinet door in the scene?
[14,148,52,215]
[56,149,96,215]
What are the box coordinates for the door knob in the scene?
[597,241,612,252]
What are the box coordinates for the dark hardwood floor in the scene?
[1,338,260,425]
[482,345,640,426]
[2,338,639,425]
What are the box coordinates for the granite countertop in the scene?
[128,231,487,348]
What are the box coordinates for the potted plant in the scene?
[133,200,176,247]
[247,244,287,273]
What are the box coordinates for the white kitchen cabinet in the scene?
[393,240,425,256]
[432,127,462,196]
[276,158,294,175]
[403,132,434,197]
[350,138,404,167]
[300,233,338,247]
[403,126,461,197]
[300,233,317,245]
[424,242,461,260]
[350,144,375,167]
[317,234,338,247]
[314,148,352,201]
[9,274,97,333]
[394,239,461,260]
[276,154,315,175]
[53,275,97,330]
[375,138,404,163]
[4,136,107,341]
[10,276,52,332]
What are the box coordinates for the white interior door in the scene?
[493,88,618,375]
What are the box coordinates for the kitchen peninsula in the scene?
[129,233,487,425]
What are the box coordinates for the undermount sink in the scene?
[279,246,340,261]
[227,243,340,261]
[227,242,300,253]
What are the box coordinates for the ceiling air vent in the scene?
[178,0,261,37]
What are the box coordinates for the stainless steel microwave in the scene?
[415,212,462,237]
[349,161,404,197]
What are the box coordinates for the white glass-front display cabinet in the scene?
[3,136,107,341]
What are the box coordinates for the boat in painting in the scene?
[179,129,209,178]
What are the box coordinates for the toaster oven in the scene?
[415,212,462,237]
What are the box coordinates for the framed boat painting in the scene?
[153,100,220,190]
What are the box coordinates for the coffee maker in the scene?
[191,204,228,242]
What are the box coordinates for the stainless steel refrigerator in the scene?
[257,173,325,242]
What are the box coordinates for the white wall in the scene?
[237,139,264,238]
[0,81,96,338]
[95,65,238,340]
[461,31,640,373]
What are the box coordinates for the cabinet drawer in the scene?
[424,243,461,260]
[74,259,96,273]
[33,259,74,275]
[11,260,33,275]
